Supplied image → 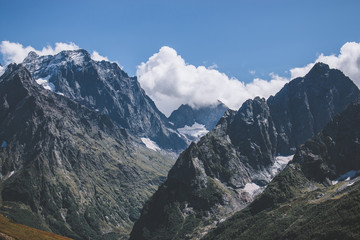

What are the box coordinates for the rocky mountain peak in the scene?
[169,101,228,129]
[268,62,360,155]
[305,62,330,78]
[23,51,40,63]
[22,49,188,152]
[130,64,360,240]
[0,64,175,239]
[203,101,360,240]
[57,49,92,64]
[0,64,38,96]
[168,101,228,143]
[229,96,277,168]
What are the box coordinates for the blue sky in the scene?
[1,0,359,82]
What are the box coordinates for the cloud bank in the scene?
[137,46,289,116]
[138,42,360,116]
[0,41,109,64]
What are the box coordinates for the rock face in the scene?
[0,64,174,240]
[130,63,360,240]
[203,102,360,240]
[268,62,360,155]
[22,50,187,152]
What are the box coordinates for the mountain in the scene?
[0,64,174,239]
[22,50,187,153]
[130,63,360,240]
[168,101,228,142]
[203,101,360,240]
[168,101,228,130]
[268,62,360,155]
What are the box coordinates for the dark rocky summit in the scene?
[203,102,360,240]
[22,50,187,152]
[268,62,360,155]
[130,63,360,240]
[0,64,174,239]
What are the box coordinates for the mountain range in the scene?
[130,63,360,240]
[0,50,228,240]
[0,47,359,240]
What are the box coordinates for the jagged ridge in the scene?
[203,101,360,240]
[23,50,187,152]
[130,63,360,240]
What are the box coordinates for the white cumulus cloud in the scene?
[138,42,360,116]
[137,46,289,116]
[290,42,360,86]
[91,51,109,62]
[0,41,80,64]
[0,41,110,64]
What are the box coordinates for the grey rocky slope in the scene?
[130,63,360,240]
[204,101,360,240]
[22,50,187,152]
[0,64,174,239]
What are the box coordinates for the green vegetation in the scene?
[204,165,360,240]
[0,213,72,240]
[204,103,360,240]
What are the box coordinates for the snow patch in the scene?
[178,122,209,139]
[0,65,5,76]
[270,155,294,176]
[141,138,160,151]
[8,171,15,178]
[167,127,184,139]
[332,169,360,185]
[69,51,84,65]
[337,169,360,181]
[35,76,55,91]
[241,155,293,199]
[242,182,262,196]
